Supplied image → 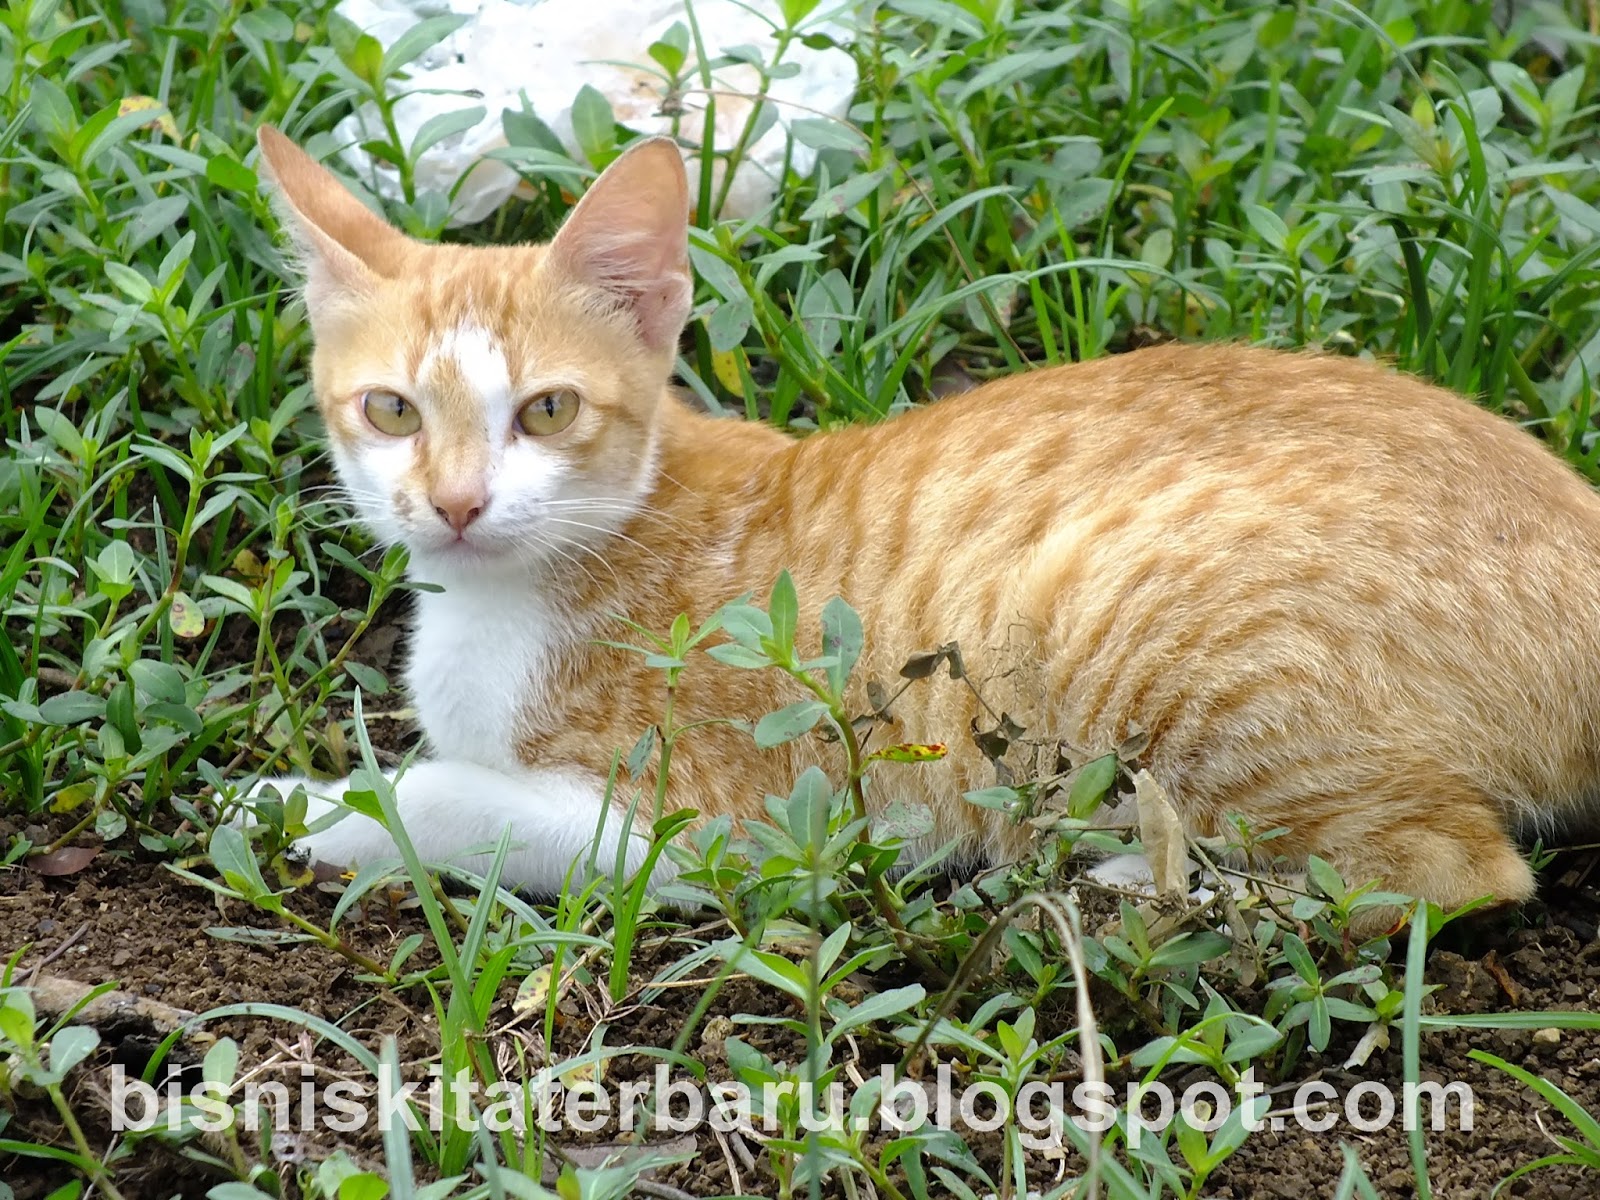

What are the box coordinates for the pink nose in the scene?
[431,490,486,534]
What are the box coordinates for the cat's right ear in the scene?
[255,126,410,319]
[545,137,691,355]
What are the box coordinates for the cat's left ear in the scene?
[255,125,411,320]
[546,138,691,354]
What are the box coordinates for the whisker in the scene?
[541,516,673,569]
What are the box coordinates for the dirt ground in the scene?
[3,835,1599,1199]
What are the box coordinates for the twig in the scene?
[26,922,90,987]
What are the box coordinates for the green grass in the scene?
[6,0,1600,1196]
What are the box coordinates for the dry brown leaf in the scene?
[1133,769,1187,895]
[27,846,99,876]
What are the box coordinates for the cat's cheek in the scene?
[334,440,422,547]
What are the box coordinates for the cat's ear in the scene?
[545,137,691,354]
[255,125,411,318]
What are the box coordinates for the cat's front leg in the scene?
[243,761,669,897]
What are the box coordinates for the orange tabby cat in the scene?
[250,124,1600,919]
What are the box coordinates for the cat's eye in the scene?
[363,390,421,437]
[517,389,580,436]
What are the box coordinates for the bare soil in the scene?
[3,838,1600,1198]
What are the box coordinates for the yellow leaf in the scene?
[710,347,745,399]
[513,964,553,1016]
[50,782,98,814]
[169,590,204,638]
[866,742,948,764]
[118,96,178,139]
[232,547,266,582]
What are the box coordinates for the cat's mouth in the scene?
[414,530,504,561]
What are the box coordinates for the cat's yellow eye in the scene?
[517,389,581,436]
[363,390,421,437]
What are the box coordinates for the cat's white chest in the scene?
[404,574,562,770]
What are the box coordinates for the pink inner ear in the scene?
[548,141,692,353]
[574,229,692,351]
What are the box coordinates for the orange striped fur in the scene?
[255,125,1600,917]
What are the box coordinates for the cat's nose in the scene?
[431,488,486,535]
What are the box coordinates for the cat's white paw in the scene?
[226,761,674,898]
[1083,850,1218,904]
[224,774,360,867]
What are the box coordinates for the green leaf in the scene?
[734,948,813,1003]
[1066,753,1118,818]
[339,1175,391,1200]
[381,13,471,76]
[38,692,106,726]
[92,539,135,588]
[1306,855,1347,903]
[719,603,773,651]
[411,105,486,160]
[789,118,868,154]
[203,1037,239,1089]
[339,788,385,822]
[0,991,37,1047]
[705,295,753,352]
[1324,998,1376,1023]
[344,662,389,696]
[1140,227,1173,269]
[626,725,656,779]
[1223,1023,1283,1062]
[502,107,568,155]
[236,8,294,41]
[128,659,187,704]
[208,824,272,902]
[801,166,891,221]
[1174,1109,1208,1170]
[1244,203,1289,252]
[105,680,140,752]
[124,195,190,254]
[200,573,258,612]
[103,262,154,304]
[31,406,85,460]
[209,1184,279,1200]
[1146,931,1233,969]
[571,85,616,164]
[1203,1091,1269,1167]
[1281,931,1317,982]
[820,596,862,695]
[753,700,827,748]
[776,0,821,25]
[647,25,688,76]
[829,984,925,1036]
[768,570,799,657]
[47,1026,99,1077]
[963,786,1020,810]
[205,153,258,194]
[706,642,771,669]
[346,32,385,87]
[1310,995,1331,1050]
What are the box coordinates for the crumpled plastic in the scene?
[331,0,859,225]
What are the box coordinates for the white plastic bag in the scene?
[332,0,859,224]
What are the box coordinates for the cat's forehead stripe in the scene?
[420,322,514,411]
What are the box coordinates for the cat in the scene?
[247,123,1600,923]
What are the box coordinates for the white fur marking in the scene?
[250,763,668,895]
[422,322,513,411]
[403,567,569,769]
